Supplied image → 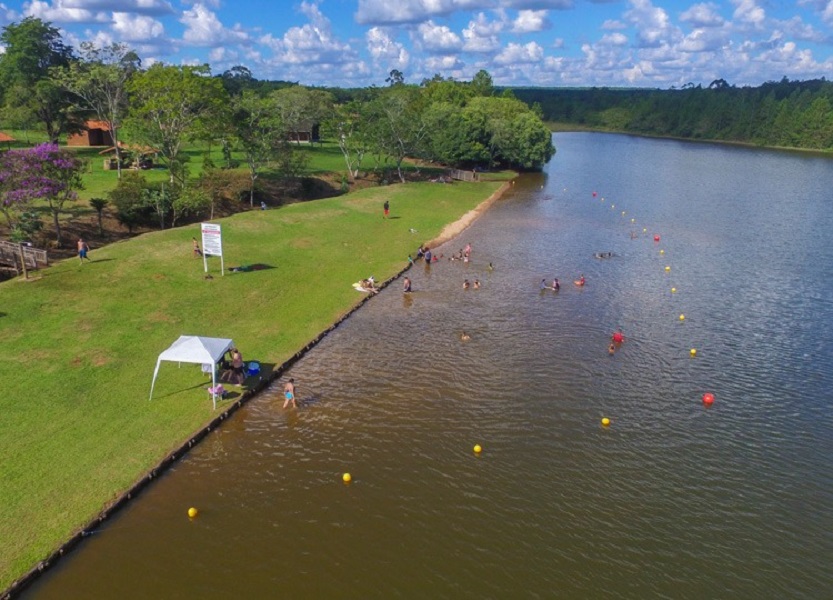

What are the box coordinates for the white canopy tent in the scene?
[149,335,235,409]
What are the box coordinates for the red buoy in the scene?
[702,393,715,406]
[612,331,624,343]
[653,234,661,242]
[592,191,597,197]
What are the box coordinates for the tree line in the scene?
[0,17,554,245]
[511,78,833,150]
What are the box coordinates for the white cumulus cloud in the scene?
[416,20,463,52]
[62,0,175,15]
[112,12,164,42]
[512,10,550,33]
[366,26,410,69]
[24,0,109,23]
[732,0,766,28]
[680,3,724,27]
[494,41,543,64]
[180,3,248,47]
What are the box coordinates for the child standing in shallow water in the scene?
[283,378,297,408]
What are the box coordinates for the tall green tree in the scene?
[0,17,80,142]
[53,42,141,178]
[269,86,333,145]
[366,85,427,182]
[231,90,284,205]
[125,64,228,185]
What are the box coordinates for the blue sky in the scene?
[1,0,832,88]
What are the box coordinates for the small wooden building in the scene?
[288,122,320,143]
[67,120,114,147]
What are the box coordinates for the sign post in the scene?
[200,223,224,275]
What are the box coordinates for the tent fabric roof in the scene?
[0,132,15,142]
[157,335,234,365]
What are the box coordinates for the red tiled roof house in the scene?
[67,120,114,147]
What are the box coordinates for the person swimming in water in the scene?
[463,279,471,289]
[575,274,586,286]
[461,331,471,341]
[540,279,548,290]
[608,343,616,355]
[473,279,480,289]
[552,278,560,291]
[403,276,412,293]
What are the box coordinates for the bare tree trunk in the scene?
[18,244,28,279]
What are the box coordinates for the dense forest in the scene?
[511,78,833,151]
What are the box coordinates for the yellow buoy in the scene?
[690,348,697,356]
[679,314,685,321]
[660,249,665,255]
[601,417,610,426]
[665,266,671,272]
[671,287,677,293]
[611,204,615,209]
[621,211,626,216]
[187,507,198,518]
[473,444,482,454]
[643,228,647,233]
[342,472,352,483]
[631,218,636,223]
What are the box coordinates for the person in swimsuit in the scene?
[608,343,616,355]
[461,331,471,341]
[231,348,245,385]
[403,277,412,293]
[463,279,471,289]
[283,378,297,408]
[473,279,480,289]
[77,238,91,263]
[553,278,560,291]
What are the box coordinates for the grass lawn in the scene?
[0,176,507,590]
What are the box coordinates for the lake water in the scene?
[24,133,833,599]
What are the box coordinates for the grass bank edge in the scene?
[0,175,514,591]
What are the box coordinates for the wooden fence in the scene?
[0,240,49,273]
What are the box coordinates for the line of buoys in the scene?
[597,189,717,413]
[592,189,719,417]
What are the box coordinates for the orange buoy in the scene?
[702,393,715,406]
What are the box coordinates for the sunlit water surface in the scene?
[26,133,833,599]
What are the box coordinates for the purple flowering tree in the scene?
[1,143,84,246]
[0,150,30,230]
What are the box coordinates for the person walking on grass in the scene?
[77,238,91,263]
[383,200,390,219]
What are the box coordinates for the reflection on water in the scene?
[26,134,833,599]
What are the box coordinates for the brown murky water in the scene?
[25,134,833,599]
